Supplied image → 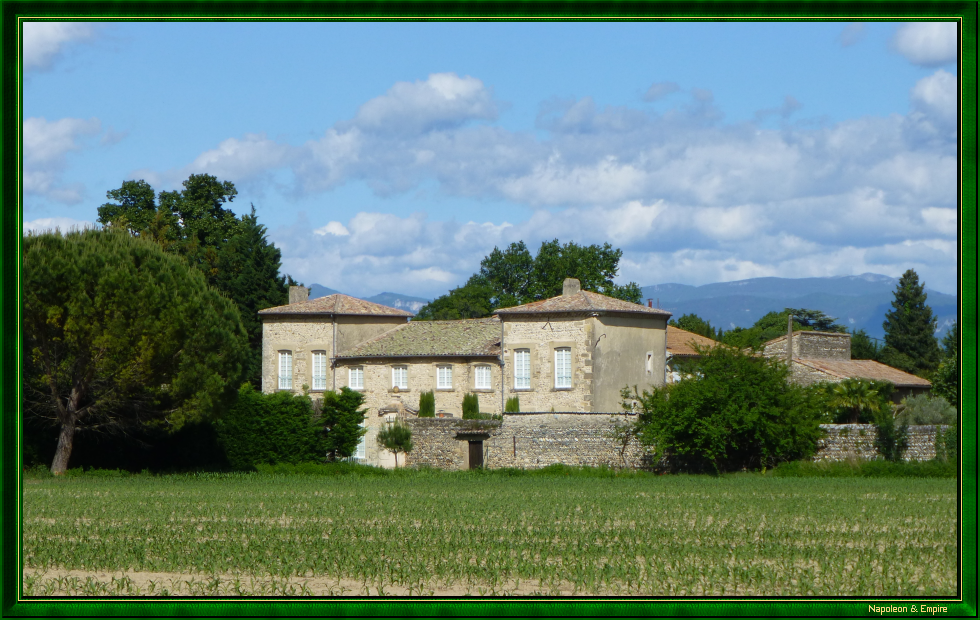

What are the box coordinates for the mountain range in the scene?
[307,273,957,340]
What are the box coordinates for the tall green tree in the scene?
[415,239,641,320]
[881,269,941,374]
[23,229,249,474]
[932,321,959,411]
[669,313,721,340]
[98,176,296,386]
[849,329,882,360]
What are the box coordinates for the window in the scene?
[437,365,453,390]
[474,365,492,390]
[646,351,654,376]
[555,348,572,388]
[278,351,293,390]
[392,365,408,390]
[353,421,366,460]
[312,351,327,391]
[514,349,530,389]
[349,367,364,390]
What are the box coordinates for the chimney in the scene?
[786,314,794,363]
[647,299,653,308]
[562,278,581,296]
[289,286,310,304]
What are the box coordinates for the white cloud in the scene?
[920,207,956,235]
[892,22,957,67]
[23,116,102,203]
[22,22,95,71]
[350,72,500,135]
[643,82,680,102]
[23,217,97,234]
[314,221,350,236]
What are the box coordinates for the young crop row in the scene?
[23,474,957,596]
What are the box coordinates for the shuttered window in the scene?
[278,351,293,390]
[514,349,530,389]
[555,348,572,388]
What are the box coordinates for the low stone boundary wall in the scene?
[815,424,950,462]
[405,417,950,470]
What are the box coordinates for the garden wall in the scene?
[815,424,950,463]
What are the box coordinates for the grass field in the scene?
[22,469,958,596]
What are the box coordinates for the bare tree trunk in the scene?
[51,416,75,475]
[394,452,398,468]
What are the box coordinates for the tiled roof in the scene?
[337,318,501,358]
[795,359,932,388]
[258,294,413,317]
[495,291,671,317]
[667,326,723,357]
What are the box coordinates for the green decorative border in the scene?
[2,2,975,617]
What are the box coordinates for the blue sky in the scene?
[23,21,959,298]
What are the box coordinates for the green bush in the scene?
[873,408,909,463]
[504,396,520,413]
[319,387,368,460]
[215,384,326,470]
[461,393,481,419]
[418,391,435,417]
[895,394,957,425]
[934,424,957,463]
[632,345,825,473]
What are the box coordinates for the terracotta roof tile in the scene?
[795,359,931,388]
[666,326,723,357]
[259,294,413,317]
[338,318,501,358]
[495,290,671,317]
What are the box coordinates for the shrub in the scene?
[319,387,368,460]
[461,393,481,419]
[894,394,957,425]
[504,396,520,413]
[418,391,435,417]
[873,408,909,463]
[215,384,326,470]
[377,420,413,467]
[824,378,893,424]
[631,345,825,473]
[772,459,955,478]
[934,424,957,463]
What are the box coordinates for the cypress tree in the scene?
[881,269,941,373]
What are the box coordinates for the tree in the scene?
[99,176,296,386]
[319,387,368,461]
[932,321,959,411]
[630,345,825,473]
[415,239,641,320]
[669,313,720,340]
[849,329,882,360]
[377,420,413,467]
[24,229,249,474]
[417,391,435,417]
[882,269,941,374]
[722,308,844,350]
[461,393,481,419]
[826,378,885,424]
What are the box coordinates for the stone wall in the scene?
[405,413,647,471]
[814,424,949,462]
[763,331,851,361]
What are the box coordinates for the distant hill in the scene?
[641,274,957,340]
[307,284,430,315]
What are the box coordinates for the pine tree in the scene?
[881,269,941,373]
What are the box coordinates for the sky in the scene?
[22,21,960,298]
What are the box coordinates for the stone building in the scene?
[260,279,671,467]
[665,325,723,383]
[761,330,931,401]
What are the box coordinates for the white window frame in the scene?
[555,347,572,389]
[349,366,364,390]
[436,365,453,390]
[353,421,366,461]
[311,351,328,391]
[278,351,293,390]
[392,365,408,390]
[474,365,492,390]
[514,349,531,390]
